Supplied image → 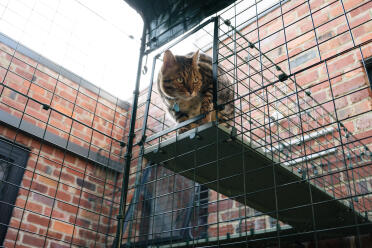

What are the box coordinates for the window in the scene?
[365,58,372,85]
[0,138,29,244]
[139,167,208,243]
[121,166,208,245]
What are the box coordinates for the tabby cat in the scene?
[157,50,234,133]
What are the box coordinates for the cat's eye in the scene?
[177,77,183,83]
[193,77,198,83]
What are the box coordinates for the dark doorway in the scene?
[137,166,209,245]
[0,138,29,245]
[365,57,372,85]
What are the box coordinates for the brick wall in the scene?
[0,35,130,247]
[207,0,372,238]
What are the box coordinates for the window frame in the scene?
[364,57,372,86]
[0,138,29,245]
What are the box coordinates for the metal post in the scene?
[127,54,159,243]
[212,17,219,113]
[113,23,147,248]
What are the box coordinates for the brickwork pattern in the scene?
[0,39,130,247]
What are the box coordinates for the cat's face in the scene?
[158,50,201,98]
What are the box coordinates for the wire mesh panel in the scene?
[0,0,371,247]
[0,32,130,247]
[121,0,372,247]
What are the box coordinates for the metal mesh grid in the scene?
[120,0,372,247]
[0,0,371,247]
[0,32,130,247]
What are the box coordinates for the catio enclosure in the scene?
[0,0,371,248]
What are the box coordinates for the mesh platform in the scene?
[144,122,371,233]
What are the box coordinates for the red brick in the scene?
[72,236,87,247]
[25,108,49,123]
[75,218,91,228]
[328,2,343,18]
[58,75,79,90]
[12,208,23,219]
[21,178,32,188]
[296,69,319,86]
[11,57,28,69]
[57,201,78,214]
[34,69,57,91]
[208,199,234,212]
[64,154,76,165]
[20,222,38,233]
[22,233,45,247]
[3,240,15,247]
[327,54,355,73]
[49,241,70,248]
[25,201,43,213]
[79,87,98,100]
[32,193,54,207]
[52,99,73,116]
[343,0,364,12]
[5,228,17,241]
[8,216,20,229]
[56,190,72,202]
[49,111,72,132]
[350,1,372,17]
[335,97,348,109]
[14,67,34,81]
[296,3,309,17]
[14,52,37,67]
[79,229,97,239]
[349,88,372,103]
[48,187,57,197]
[51,210,66,220]
[60,172,75,183]
[27,213,50,227]
[31,181,48,194]
[38,175,58,188]
[56,81,77,102]
[47,230,63,240]
[288,30,314,51]
[53,220,74,235]
[4,71,31,94]
[350,12,371,29]
[353,100,371,118]
[208,224,234,237]
[355,103,372,129]
[351,25,366,41]
[78,198,92,209]
[313,11,330,28]
[332,76,366,97]
[221,209,240,221]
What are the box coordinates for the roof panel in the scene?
[124,0,235,51]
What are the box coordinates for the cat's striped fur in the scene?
[157,50,234,132]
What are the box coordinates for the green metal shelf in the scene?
[144,122,370,232]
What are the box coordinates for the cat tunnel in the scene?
[116,0,372,247]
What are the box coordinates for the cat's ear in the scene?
[192,50,200,69]
[162,50,176,72]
